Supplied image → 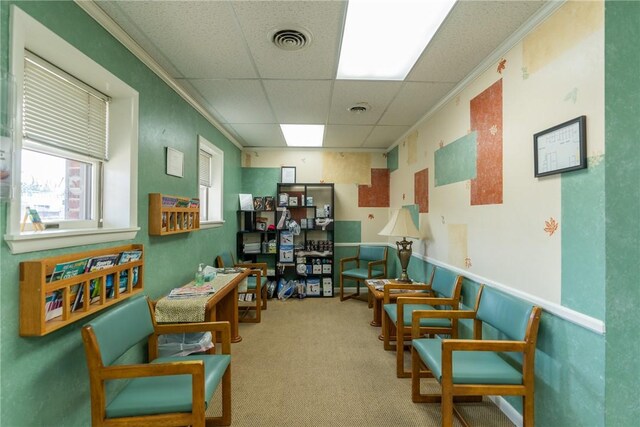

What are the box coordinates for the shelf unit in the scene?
[236,209,277,266]
[19,244,145,336]
[276,183,334,297]
[149,193,200,236]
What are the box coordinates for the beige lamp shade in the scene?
[378,208,421,239]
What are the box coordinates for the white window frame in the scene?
[198,135,224,228]
[5,6,139,254]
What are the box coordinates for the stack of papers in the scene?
[167,283,216,299]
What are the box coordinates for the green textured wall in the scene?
[0,2,241,425]
[434,131,477,186]
[334,220,361,243]
[561,160,605,320]
[604,1,640,424]
[242,167,280,199]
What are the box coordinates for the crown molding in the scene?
[74,0,244,151]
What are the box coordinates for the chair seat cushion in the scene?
[413,338,522,385]
[342,268,384,279]
[384,304,451,328]
[106,354,230,418]
[247,275,267,290]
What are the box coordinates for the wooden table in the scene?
[156,269,250,343]
[365,279,428,340]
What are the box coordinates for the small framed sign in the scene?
[281,166,296,183]
[166,147,184,178]
[534,116,587,177]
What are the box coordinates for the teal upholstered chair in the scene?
[411,285,542,427]
[382,267,462,377]
[216,252,268,323]
[81,295,232,426]
[339,245,388,301]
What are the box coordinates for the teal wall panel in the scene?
[561,160,605,320]
[242,167,280,198]
[605,2,640,424]
[334,220,361,243]
[0,2,241,425]
[434,131,477,186]
[403,203,419,229]
[387,145,399,172]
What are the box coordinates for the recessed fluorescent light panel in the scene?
[337,0,456,80]
[280,124,325,147]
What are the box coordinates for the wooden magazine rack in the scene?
[149,193,200,236]
[19,244,144,336]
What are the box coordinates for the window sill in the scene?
[200,220,225,230]
[4,227,140,254]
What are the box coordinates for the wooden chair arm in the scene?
[100,360,204,380]
[236,262,267,275]
[411,310,476,337]
[340,256,358,269]
[383,284,430,303]
[367,259,386,268]
[397,296,457,307]
[442,339,527,353]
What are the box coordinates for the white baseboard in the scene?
[488,396,523,427]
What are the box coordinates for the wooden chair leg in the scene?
[206,366,232,426]
[523,391,534,427]
[441,385,454,427]
[396,325,409,377]
[340,276,361,301]
[382,310,396,351]
[411,347,421,402]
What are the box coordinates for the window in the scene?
[198,135,223,226]
[6,6,139,253]
[19,51,108,230]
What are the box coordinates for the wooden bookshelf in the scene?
[149,193,200,236]
[19,244,144,337]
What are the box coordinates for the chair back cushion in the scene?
[476,287,533,341]
[358,246,386,262]
[218,252,234,268]
[85,295,154,366]
[431,267,458,298]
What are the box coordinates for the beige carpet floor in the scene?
[207,296,515,426]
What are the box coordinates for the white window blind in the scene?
[23,51,110,160]
[199,149,212,187]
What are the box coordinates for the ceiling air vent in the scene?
[348,102,370,113]
[272,29,310,51]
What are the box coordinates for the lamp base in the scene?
[396,238,413,284]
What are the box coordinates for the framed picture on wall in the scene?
[166,147,184,178]
[281,166,296,183]
[534,116,587,178]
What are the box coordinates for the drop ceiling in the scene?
[93,0,549,150]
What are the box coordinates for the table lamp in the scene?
[378,207,421,283]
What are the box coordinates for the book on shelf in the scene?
[85,254,121,272]
[239,193,253,211]
[45,291,63,320]
[161,196,178,207]
[118,250,142,264]
[174,198,190,208]
[264,196,275,211]
[49,258,90,282]
[189,198,200,208]
[253,197,264,211]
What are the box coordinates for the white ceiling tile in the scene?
[363,126,411,149]
[189,79,275,124]
[98,0,257,79]
[229,124,286,147]
[408,1,546,82]
[263,80,332,123]
[324,125,374,149]
[328,81,402,125]
[232,1,347,79]
[379,82,456,126]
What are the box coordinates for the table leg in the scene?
[370,297,382,327]
[212,282,242,343]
